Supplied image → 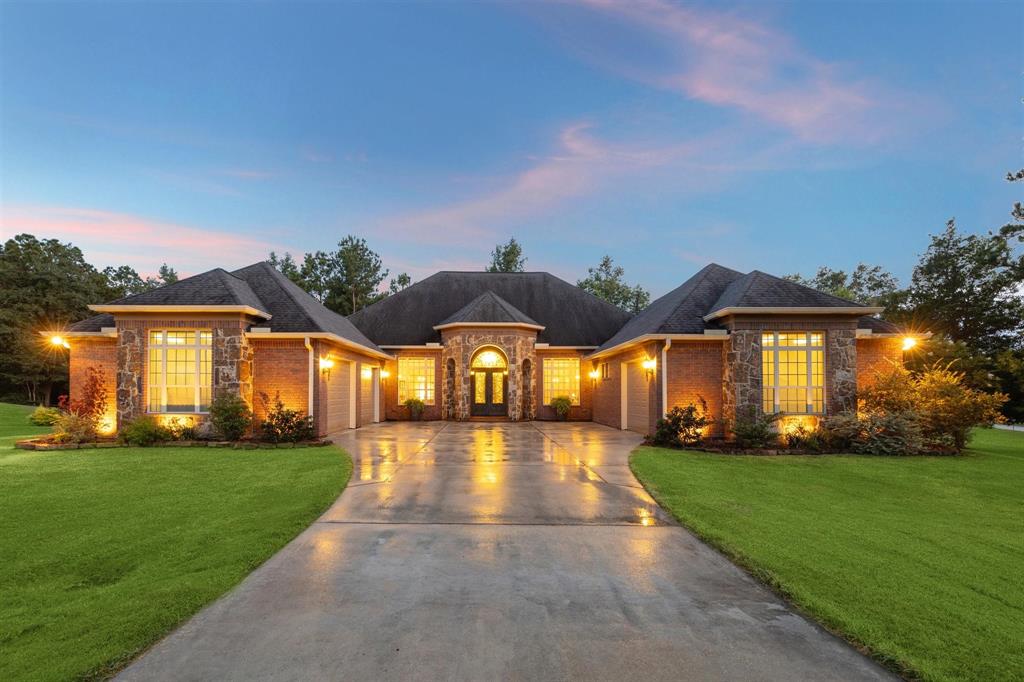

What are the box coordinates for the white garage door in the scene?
[625,362,649,435]
[327,361,353,433]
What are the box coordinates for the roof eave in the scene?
[587,331,729,360]
[243,331,393,360]
[703,306,883,322]
[90,304,273,320]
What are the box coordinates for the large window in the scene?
[148,330,212,413]
[762,331,824,414]
[543,358,580,405]
[398,357,435,405]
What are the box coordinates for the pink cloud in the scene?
[0,205,288,275]
[564,0,907,143]
[373,122,717,242]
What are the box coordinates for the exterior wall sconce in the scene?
[361,366,373,380]
[902,336,918,351]
[380,369,390,380]
[319,357,334,380]
[588,369,600,387]
[642,358,657,381]
[50,335,70,350]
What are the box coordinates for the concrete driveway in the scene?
[119,422,892,681]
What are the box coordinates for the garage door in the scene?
[359,365,376,426]
[327,361,352,433]
[625,361,649,435]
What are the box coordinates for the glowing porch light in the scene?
[319,357,335,371]
[641,358,657,371]
[50,335,70,349]
[902,337,918,351]
[588,369,600,380]
[380,370,391,379]
[361,366,373,380]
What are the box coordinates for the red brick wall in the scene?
[589,342,661,432]
[251,338,309,424]
[383,349,444,420]
[69,338,118,433]
[857,338,903,392]
[665,342,726,437]
[534,349,592,421]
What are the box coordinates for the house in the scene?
[56,262,911,438]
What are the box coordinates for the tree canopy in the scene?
[486,237,527,273]
[577,255,651,313]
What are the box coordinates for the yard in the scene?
[631,428,1024,682]
[0,402,352,682]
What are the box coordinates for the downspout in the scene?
[304,337,315,419]
[661,338,672,417]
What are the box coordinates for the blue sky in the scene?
[1,0,1020,296]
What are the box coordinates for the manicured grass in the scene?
[631,429,1024,682]
[0,402,352,681]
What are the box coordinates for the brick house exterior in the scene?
[60,262,913,439]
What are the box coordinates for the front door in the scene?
[471,369,508,417]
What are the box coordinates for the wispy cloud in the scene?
[373,122,718,241]
[558,0,909,143]
[0,205,286,274]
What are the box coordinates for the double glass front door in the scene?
[471,369,507,416]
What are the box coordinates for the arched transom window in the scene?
[471,348,507,369]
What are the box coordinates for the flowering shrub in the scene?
[28,405,62,426]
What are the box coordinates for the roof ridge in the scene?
[649,264,721,332]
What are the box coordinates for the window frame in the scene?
[147,329,213,414]
[761,331,825,415]
[542,358,581,406]
[397,356,436,405]
[600,362,610,381]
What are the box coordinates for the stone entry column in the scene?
[441,328,538,421]
[116,325,144,426]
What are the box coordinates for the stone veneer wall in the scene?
[440,328,537,421]
[721,315,860,428]
[114,316,254,427]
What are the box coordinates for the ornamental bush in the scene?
[861,363,1006,452]
[258,391,315,443]
[53,366,109,442]
[118,416,172,447]
[732,409,780,449]
[52,414,98,444]
[209,394,252,441]
[28,405,61,426]
[820,411,925,456]
[653,398,712,448]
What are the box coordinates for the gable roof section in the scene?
[230,262,384,354]
[72,263,386,356]
[706,270,875,317]
[593,264,743,353]
[348,271,632,346]
[435,291,543,329]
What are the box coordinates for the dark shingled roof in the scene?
[348,271,633,346]
[708,270,865,314]
[71,262,384,354]
[230,262,383,352]
[436,291,542,328]
[595,264,743,352]
[103,268,268,310]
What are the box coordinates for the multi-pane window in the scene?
[398,357,435,405]
[148,330,212,413]
[600,362,610,381]
[543,358,580,405]
[762,332,824,414]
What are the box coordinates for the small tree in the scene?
[486,238,527,273]
[258,392,315,443]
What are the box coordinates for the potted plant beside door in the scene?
[404,398,425,421]
[551,396,572,421]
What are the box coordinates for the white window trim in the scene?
[763,331,825,415]
[148,330,212,414]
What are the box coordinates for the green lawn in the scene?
[0,402,352,681]
[631,428,1024,682]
